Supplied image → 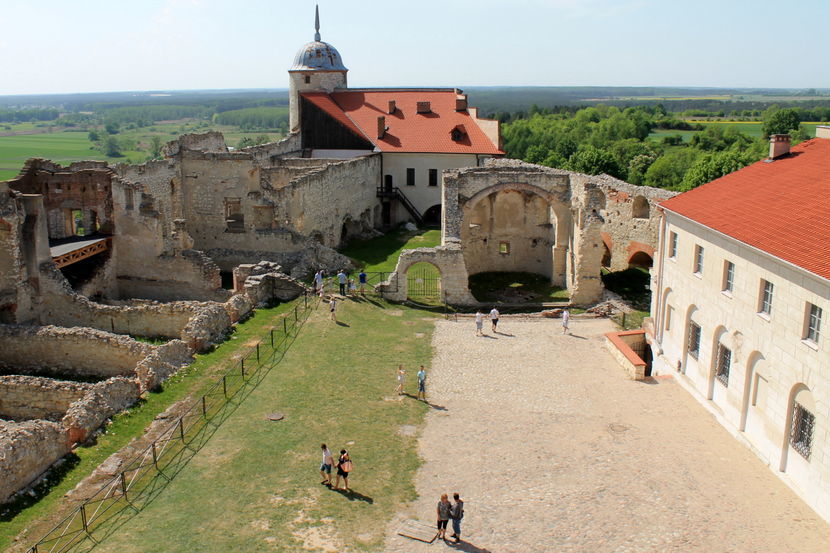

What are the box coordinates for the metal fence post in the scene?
[256,343,260,363]
[201,396,207,417]
[294,306,298,321]
[222,375,228,398]
[120,471,128,499]
[178,418,185,442]
[283,317,287,335]
[151,442,159,469]
[80,504,89,534]
[622,312,627,328]
[270,328,274,347]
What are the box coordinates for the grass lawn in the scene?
[340,227,441,273]
[88,298,437,553]
[468,271,569,303]
[0,302,296,551]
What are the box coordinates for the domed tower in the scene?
[288,6,348,133]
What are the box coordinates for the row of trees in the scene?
[503,105,813,191]
[0,108,59,122]
[214,107,289,132]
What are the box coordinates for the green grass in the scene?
[612,309,650,331]
[340,227,441,273]
[86,298,437,553]
[0,302,295,551]
[468,271,569,303]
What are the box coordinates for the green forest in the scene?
[502,105,818,191]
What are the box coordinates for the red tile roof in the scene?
[660,138,830,281]
[301,89,503,155]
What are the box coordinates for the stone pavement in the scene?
[384,318,830,553]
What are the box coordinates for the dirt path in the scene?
[384,318,830,553]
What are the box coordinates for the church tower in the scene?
[288,6,348,133]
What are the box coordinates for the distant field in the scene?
[648,121,829,143]
[0,122,283,180]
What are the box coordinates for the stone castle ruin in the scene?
[0,8,675,504]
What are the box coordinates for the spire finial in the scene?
[314,5,321,41]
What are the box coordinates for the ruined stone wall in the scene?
[7,160,114,239]
[0,375,88,421]
[0,325,151,379]
[0,420,69,504]
[0,182,32,323]
[243,133,302,164]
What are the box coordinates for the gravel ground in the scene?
[383,317,830,553]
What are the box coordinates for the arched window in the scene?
[632,195,649,219]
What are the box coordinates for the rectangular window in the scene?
[224,197,244,233]
[124,188,134,210]
[688,322,701,359]
[759,279,774,316]
[694,245,704,275]
[406,168,415,186]
[805,303,822,343]
[669,231,678,259]
[790,402,815,459]
[428,169,438,187]
[499,241,510,254]
[715,344,731,386]
[722,261,735,293]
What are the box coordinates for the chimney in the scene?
[387,100,396,114]
[377,116,386,139]
[416,101,431,114]
[769,134,791,159]
[455,94,468,112]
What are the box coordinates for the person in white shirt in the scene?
[320,443,334,486]
[474,310,484,336]
[562,308,570,334]
[489,307,500,332]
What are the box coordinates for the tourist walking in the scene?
[417,365,426,401]
[333,449,352,491]
[329,296,337,322]
[475,310,484,336]
[489,306,500,332]
[319,443,334,486]
[348,277,356,295]
[314,270,323,294]
[562,308,570,335]
[436,493,452,540]
[449,492,464,543]
[396,365,406,395]
[358,270,367,295]
[337,269,347,295]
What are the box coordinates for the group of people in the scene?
[396,364,427,401]
[319,444,353,491]
[313,269,369,298]
[436,492,464,543]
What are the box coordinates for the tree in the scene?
[88,130,100,142]
[150,135,163,158]
[104,122,120,135]
[644,149,699,189]
[104,136,122,157]
[680,151,750,191]
[566,145,620,177]
[762,108,800,137]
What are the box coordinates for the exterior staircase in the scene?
[376,186,423,226]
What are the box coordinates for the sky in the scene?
[1,0,828,96]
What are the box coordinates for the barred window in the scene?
[790,402,815,460]
[759,280,774,315]
[694,245,704,275]
[688,322,701,359]
[715,344,731,386]
[805,303,822,343]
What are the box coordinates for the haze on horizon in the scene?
[1,0,828,96]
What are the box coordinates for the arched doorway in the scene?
[422,204,441,227]
[405,261,442,304]
[628,251,653,269]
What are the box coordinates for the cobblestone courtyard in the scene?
[384,318,830,553]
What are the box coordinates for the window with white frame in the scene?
[693,245,704,275]
[790,402,815,460]
[715,344,731,386]
[688,321,701,359]
[669,232,678,259]
[805,303,822,343]
[759,280,774,316]
[722,261,734,293]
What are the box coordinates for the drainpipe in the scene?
[654,209,667,344]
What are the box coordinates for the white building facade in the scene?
[649,135,830,520]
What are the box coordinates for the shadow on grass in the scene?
[331,487,374,504]
[0,453,82,522]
